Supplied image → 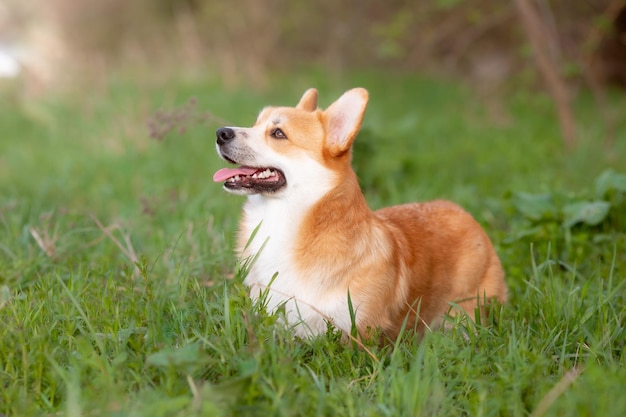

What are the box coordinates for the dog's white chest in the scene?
[239,196,353,337]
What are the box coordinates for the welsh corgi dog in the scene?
[213,88,507,340]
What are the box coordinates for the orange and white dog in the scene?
[213,88,507,340]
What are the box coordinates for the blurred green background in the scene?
[2,0,626,92]
[1,1,626,416]
[1,0,625,204]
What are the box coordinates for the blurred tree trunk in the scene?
[514,0,577,149]
[585,0,625,149]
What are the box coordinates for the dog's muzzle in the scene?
[213,126,287,194]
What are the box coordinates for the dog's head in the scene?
[213,88,369,196]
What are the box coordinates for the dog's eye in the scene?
[270,128,287,140]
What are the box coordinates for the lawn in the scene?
[1,70,625,416]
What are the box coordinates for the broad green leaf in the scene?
[562,201,611,228]
[595,169,626,199]
[513,192,558,221]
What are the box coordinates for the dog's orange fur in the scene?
[295,174,507,338]
[224,88,507,340]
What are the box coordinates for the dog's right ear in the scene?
[296,88,318,112]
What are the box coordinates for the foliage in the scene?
[28,0,623,86]
[512,169,625,228]
[1,71,625,416]
[504,169,626,264]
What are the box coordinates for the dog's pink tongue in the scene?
[213,167,258,182]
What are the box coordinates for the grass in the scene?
[1,70,625,416]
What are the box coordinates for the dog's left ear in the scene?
[323,88,369,156]
[296,88,318,112]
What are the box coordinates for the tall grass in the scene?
[0,71,625,416]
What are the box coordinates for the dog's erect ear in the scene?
[296,88,318,112]
[323,88,369,156]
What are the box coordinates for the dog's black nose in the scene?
[216,127,236,145]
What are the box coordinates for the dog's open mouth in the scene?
[213,166,286,193]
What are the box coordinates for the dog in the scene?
[213,88,507,340]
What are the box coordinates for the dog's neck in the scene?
[238,166,337,259]
[291,169,378,273]
[298,169,370,234]
[238,167,373,271]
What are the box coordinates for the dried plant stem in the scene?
[514,0,576,149]
[90,214,141,277]
[530,367,582,417]
[29,227,57,258]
